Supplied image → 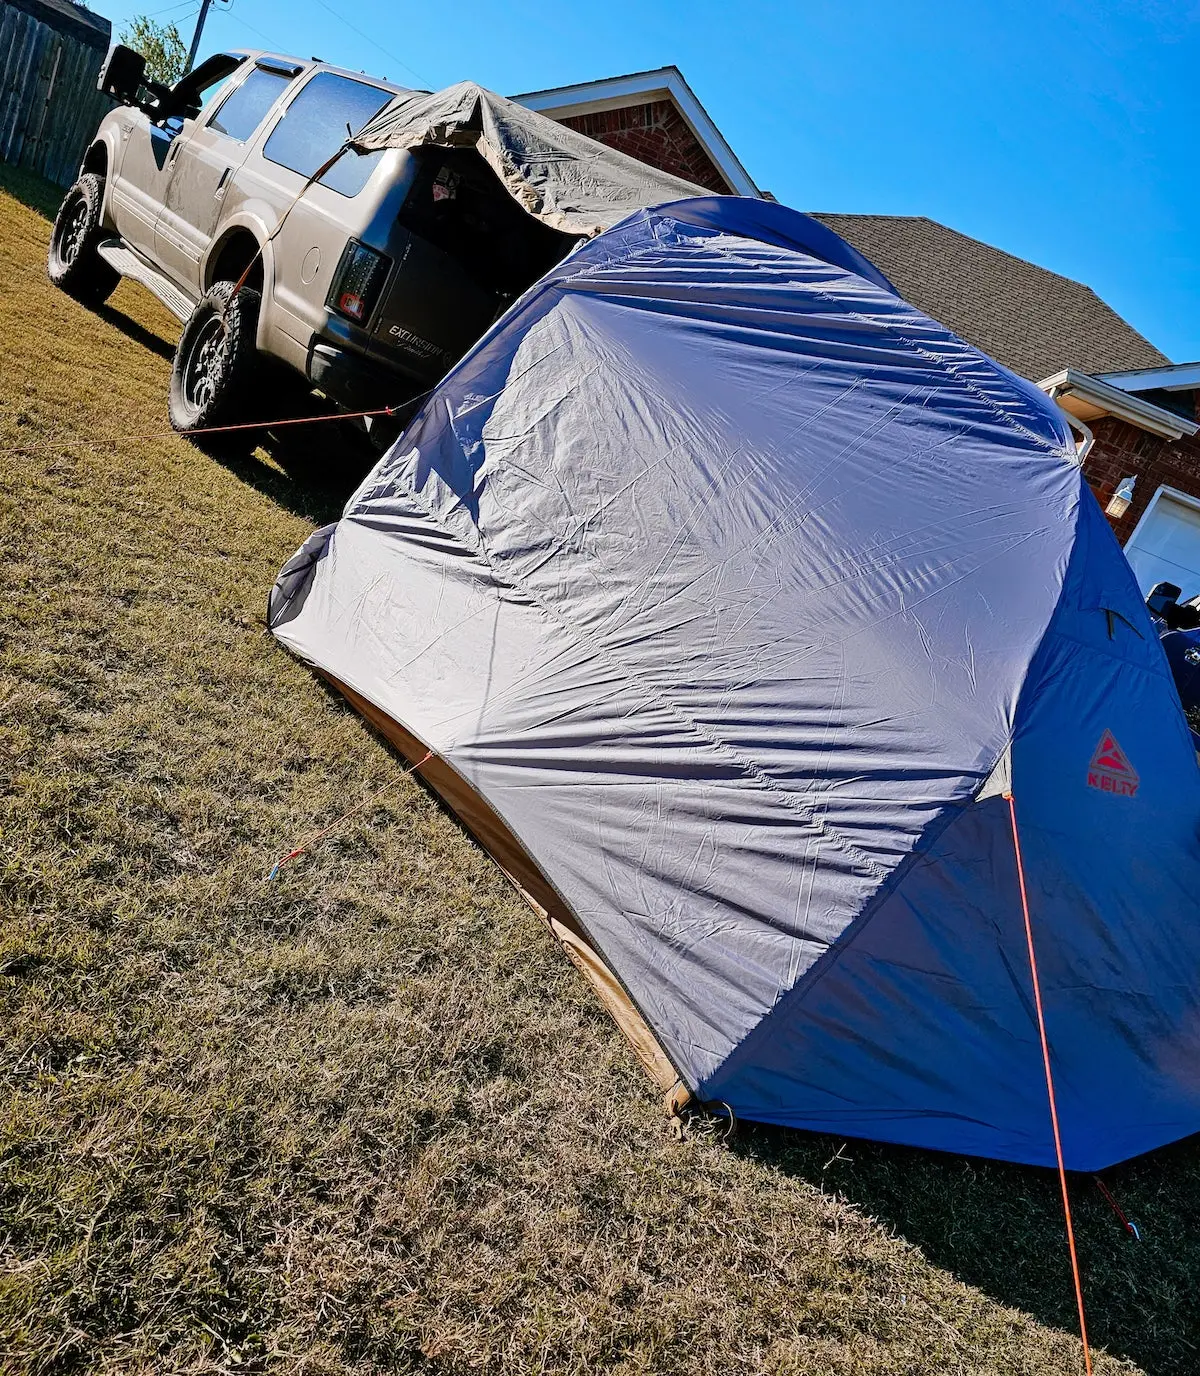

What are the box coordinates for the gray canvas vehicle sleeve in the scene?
[351,82,706,235]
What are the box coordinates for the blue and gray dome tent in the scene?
[271,197,1200,1171]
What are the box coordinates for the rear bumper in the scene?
[306,341,416,413]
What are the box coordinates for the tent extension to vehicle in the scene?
[269,196,1200,1171]
[349,81,705,236]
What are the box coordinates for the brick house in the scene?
[516,73,1200,600]
[1038,365,1199,596]
[514,67,759,197]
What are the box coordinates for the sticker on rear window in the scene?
[1087,730,1139,798]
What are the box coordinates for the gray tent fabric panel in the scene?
[272,200,1081,1096]
[272,197,1200,1166]
[269,500,881,1083]
[351,81,705,236]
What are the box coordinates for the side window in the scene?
[196,69,239,120]
[209,67,292,142]
[167,67,239,134]
[263,72,391,196]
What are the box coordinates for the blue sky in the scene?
[104,0,1198,363]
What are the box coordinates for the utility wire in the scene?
[310,0,433,87]
[206,5,282,52]
[142,0,202,17]
[146,0,432,89]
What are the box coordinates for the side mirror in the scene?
[98,44,147,106]
[1147,581,1182,617]
[154,52,246,125]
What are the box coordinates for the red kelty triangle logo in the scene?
[1087,730,1139,797]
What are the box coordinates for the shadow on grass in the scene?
[195,414,375,528]
[94,301,177,362]
[729,1121,1200,1374]
[0,161,62,219]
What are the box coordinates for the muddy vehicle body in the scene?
[47,47,577,436]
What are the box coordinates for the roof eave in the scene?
[1038,368,1198,442]
[1095,361,1200,394]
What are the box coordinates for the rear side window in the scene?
[209,67,291,141]
[263,72,391,196]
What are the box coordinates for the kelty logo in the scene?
[1087,730,1139,798]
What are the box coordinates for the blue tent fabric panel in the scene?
[697,799,1060,1164]
[271,196,1200,1168]
[702,493,1200,1169]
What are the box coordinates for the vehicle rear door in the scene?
[152,60,297,291]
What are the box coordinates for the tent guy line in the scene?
[1006,788,1092,1375]
[0,401,412,456]
[266,748,435,881]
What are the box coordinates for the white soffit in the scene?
[1039,368,1198,442]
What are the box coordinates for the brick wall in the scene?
[1081,406,1200,543]
[556,100,734,193]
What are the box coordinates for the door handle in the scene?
[214,167,231,198]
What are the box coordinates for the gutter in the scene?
[1052,406,1094,466]
[1097,361,1200,394]
[1038,368,1198,442]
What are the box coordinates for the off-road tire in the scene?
[47,173,119,305]
[169,282,261,437]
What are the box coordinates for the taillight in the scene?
[328,240,390,324]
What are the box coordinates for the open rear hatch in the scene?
[363,148,581,382]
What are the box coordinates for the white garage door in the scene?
[1123,488,1200,600]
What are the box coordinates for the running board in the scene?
[97,239,196,323]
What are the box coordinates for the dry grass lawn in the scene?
[2,162,1199,1376]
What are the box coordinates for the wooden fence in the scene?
[0,0,115,187]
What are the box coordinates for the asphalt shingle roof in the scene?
[811,213,1169,381]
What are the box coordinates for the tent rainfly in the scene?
[270,196,1200,1171]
